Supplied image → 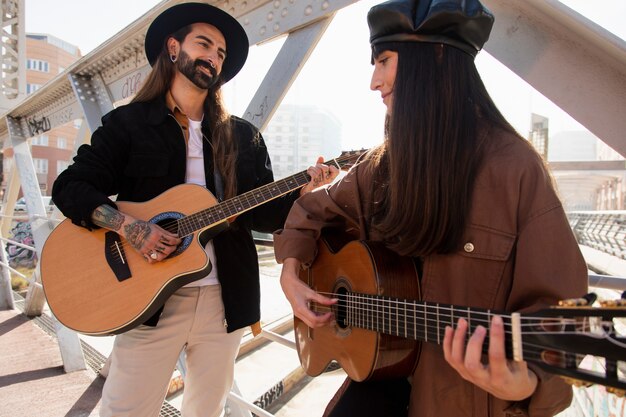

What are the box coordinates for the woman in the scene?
[273,0,588,416]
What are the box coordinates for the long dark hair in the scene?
[368,42,517,256]
[132,25,238,199]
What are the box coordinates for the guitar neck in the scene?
[176,152,362,237]
[343,293,513,357]
[177,170,311,237]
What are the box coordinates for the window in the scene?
[57,137,67,149]
[26,83,42,94]
[32,135,48,146]
[26,59,49,73]
[34,158,48,174]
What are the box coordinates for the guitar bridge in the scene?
[105,231,131,281]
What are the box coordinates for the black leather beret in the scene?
[145,2,249,83]
[368,0,494,56]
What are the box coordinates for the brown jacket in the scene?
[274,126,588,417]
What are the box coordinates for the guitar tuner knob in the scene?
[561,377,593,388]
[559,293,597,307]
[599,299,626,308]
[606,387,626,398]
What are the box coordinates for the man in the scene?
[52,3,337,416]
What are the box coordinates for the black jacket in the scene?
[52,96,299,332]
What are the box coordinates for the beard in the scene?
[176,50,219,90]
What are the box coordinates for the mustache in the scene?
[195,59,217,78]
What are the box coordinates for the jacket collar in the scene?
[146,95,172,126]
[146,91,212,131]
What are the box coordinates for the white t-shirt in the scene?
[183,117,219,287]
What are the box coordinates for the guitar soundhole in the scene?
[333,281,350,330]
[149,211,192,259]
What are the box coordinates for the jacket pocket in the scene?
[458,224,515,261]
[422,225,516,308]
[124,153,170,178]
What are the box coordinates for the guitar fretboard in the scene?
[342,293,512,355]
[174,152,362,237]
[176,171,310,236]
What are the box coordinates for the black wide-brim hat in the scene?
[145,2,249,83]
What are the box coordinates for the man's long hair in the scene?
[368,42,517,256]
[132,25,238,199]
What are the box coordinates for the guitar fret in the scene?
[436,303,440,344]
[404,299,407,339]
[377,295,382,333]
[413,305,417,340]
[357,294,361,329]
[363,296,368,330]
[424,302,428,342]
[395,298,399,337]
[448,305,454,340]
[388,298,392,335]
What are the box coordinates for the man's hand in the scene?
[300,156,340,196]
[92,204,181,263]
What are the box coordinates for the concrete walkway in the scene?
[0,309,103,417]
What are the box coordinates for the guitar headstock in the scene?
[327,149,368,171]
[522,292,626,396]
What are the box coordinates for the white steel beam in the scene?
[0,0,25,110]
[243,16,335,130]
[482,0,626,155]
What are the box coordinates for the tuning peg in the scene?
[606,387,625,398]
[599,298,626,307]
[561,377,593,388]
[559,293,597,307]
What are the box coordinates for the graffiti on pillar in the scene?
[122,72,144,99]
[245,95,269,127]
[27,115,51,136]
[6,221,37,269]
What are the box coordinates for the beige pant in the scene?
[100,285,245,417]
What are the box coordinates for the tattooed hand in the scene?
[300,156,340,196]
[125,221,153,250]
[92,204,181,263]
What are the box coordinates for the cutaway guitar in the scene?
[41,151,364,336]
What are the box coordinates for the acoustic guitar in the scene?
[40,151,363,336]
[295,233,626,395]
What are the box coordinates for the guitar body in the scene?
[296,234,421,381]
[41,184,227,336]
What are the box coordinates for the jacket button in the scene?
[463,242,475,253]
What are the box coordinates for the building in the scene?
[2,33,81,195]
[263,104,342,180]
[546,126,626,211]
[528,113,549,160]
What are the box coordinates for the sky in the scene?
[24,0,626,153]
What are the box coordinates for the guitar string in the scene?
[307,300,626,373]
[104,153,360,261]
[315,291,625,325]
[310,293,623,344]
[105,178,306,260]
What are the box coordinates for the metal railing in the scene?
[569,211,626,261]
